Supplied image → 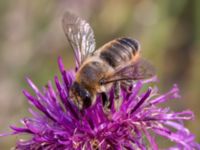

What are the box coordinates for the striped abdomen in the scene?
[99,37,140,68]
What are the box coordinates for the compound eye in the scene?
[85,90,91,97]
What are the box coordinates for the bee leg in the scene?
[101,92,108,106]
[114,82,122,110]
[101,92,111,113]
[121,80,134,93]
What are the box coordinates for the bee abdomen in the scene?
[100,37,140,68]
[117,37,140,55]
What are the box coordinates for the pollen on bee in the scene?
[133,52,140,62]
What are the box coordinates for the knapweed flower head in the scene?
[5,57,199,150]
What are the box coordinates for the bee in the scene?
[62,12,155,110]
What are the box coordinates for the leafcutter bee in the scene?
[62,12,155,110]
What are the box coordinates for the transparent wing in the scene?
[62,12,96,68]
[100,58,155,84]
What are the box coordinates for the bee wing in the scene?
[62,12,96,68]
[100,58,155,84]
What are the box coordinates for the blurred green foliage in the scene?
[0,0,199,149]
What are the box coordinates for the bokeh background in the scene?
[0,0,199,149]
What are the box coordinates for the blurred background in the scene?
[0,0,199,149]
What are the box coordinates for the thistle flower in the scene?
[4,57,199,150]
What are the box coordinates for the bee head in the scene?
[70,81,92,110]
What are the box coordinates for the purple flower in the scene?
[4,57,200,150]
